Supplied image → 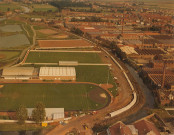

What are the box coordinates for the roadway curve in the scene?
[47,47,141,135]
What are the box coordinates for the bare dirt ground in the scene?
[49,34,69,39]
[0,54,5,59]
[38,39,93,48]
[37,29,57,35]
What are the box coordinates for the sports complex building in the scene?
[1,67,76,80]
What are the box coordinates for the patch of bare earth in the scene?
[88,88,107,104]
[37,29,57,35]
[50,34,69,39]
[99,83,113,89]
[38,39,92,48]
[0,54,5,59]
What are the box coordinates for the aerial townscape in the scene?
[0,0,174,134]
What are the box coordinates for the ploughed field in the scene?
[38,39,91,48]
[0,83,110,111]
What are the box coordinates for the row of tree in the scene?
[16,102,46,125]
[71,16,107,22]
[50,1,91,12]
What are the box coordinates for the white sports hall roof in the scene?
[39,67,76,77]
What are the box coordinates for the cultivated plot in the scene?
[0,3,21,12]
[32,4,57,12]
[0,25,22,32]
[0,83,110,111]
[0,34,30,48]
[0,51,21,61]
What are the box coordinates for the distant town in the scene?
[0,0,173,134]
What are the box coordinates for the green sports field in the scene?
[76,65,117,96]
[0,83,110,111]
[19,65,118,96]
[25,52,102,63]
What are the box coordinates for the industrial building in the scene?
[39,67,76,80]
[1,67,36,79]
[1,66,76,81]
[27,108,64,120]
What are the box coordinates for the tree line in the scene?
[50,1,92,12]
[16,102,46,125]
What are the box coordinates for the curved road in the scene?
[47,48,135,135]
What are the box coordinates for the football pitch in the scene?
[25,52,102,63]
[0,83,110,111]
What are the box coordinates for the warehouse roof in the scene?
[2,67,34,76]
[120,46,138,55]
[39,67,76,77]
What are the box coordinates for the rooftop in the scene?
[2,67,34,76]
[39,67,76,77]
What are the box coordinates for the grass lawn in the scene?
[0,51,21,62]
[31,4,57,12]
[0,123,54,132]
[33,25,47,30]
[22,24,34,44]
[36,31,51,39]
[0,83,110,111]
[76,65,117,96]
[25,52,102,63]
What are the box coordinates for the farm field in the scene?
[36,29,77,40]
[38,39,92,48]
[25,51,102,63]
[38,29,57,35]
[0,20,33,47]
[138,0,174,9]
[0,3,21,12]
[0,25,22,32]
[0,34,30,49]
[0,51,21,62]
[0,83,110,111]
[31,4,57,12]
